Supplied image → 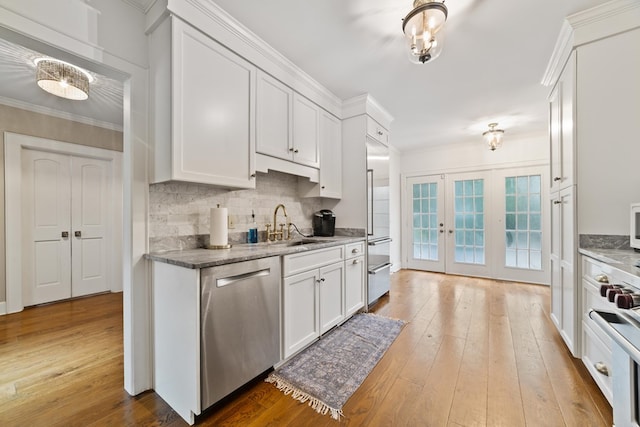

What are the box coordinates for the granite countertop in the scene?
[579,247,640,278]
[145,236,365,269]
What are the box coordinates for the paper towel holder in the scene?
[207,204,232,249]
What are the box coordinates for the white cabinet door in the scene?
[283,269,319,358]
[256,71,293,160]
[345,255,365,317]
[550,186,577,356]
[171,18,256,188]
[366,116,389,146]
[292,93,320,168]
[318,111,342,198]
[22,150,72,305]
[550,192,562,331]
[319,262,345,334]
[549,83,562,193]
[299,110,342,199]
[559,52,575,190]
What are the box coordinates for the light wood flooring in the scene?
[0,270,612,426]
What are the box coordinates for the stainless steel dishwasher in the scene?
[201,256,281,409]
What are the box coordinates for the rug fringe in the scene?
[265,374,343,421]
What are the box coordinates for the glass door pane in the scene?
[504,174,542,270]
[406,175,444,272]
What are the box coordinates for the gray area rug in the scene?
[265,313,405,420]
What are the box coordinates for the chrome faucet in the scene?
[267,204,290,241]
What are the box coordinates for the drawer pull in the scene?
[594,362,610,376]
[352,259,360,265]
[595,274,609,283]
[351,248,360,254]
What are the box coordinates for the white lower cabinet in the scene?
[345,241,365,316]
[282,242,368,359]
[283,245,345,358]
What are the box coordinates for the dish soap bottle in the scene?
[248,210,258,244]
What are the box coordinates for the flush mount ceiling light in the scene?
[402,0,448,64]
[483,123,505,151]
[35,58,92,100]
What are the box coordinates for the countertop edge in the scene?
[145,237,366,269]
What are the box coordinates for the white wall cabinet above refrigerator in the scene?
[149,16,256,189]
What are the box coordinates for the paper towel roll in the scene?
[210,207,228,247]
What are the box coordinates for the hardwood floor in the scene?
[0,271,612,426]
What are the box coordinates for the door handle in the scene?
[74,231,82,237]
[61,231,69,238]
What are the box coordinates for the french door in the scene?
[405,167,548,284]
[406,175,445,272]
[22,148,110,306]
[445,171,492,277]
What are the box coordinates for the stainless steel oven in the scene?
[591,309,640,427]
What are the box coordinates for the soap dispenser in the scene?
[248,210,258,243]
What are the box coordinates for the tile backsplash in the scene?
[149,171,322,251]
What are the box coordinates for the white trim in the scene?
[341,94,394,131]
[0,301,5,315]
[3,132,123,314]
[541,20,574,87]
[0,96,123,132]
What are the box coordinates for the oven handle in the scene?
[589,309,640,363]
[368,237,392,246]
[369,262,392,274]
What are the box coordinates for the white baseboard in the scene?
[0,301,6,315]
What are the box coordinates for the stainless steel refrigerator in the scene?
[366,139,392,307]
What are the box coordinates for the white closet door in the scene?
[71,157,110,297]
[22,149,72,305]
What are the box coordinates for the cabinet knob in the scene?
[377,130,383,136]
[61,231,69,238]
[250,173,256,178]
[320,277,325,282]
[321,186,325,189]
[594,362,610,376]
[294,149,299,153]
[553,200,561,205]
[351,248,359,254]
[289,148,295,152]
[74,231,82,237]
[553,177,561,182]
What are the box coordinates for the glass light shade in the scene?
[483,123,505,151]
[402,0,448,64]
[36,59,89,100]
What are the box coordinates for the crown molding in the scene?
[541,20,574,87]
[542,0,640,88]
[342,94,394,130]
[164,0,343,118]
[0,96,123,131]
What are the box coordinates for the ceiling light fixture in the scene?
[483,123,505,151]
[402,0,448,64]
[35,58,92,100]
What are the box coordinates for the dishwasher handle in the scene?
[216,268,271,288]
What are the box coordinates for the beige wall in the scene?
[0,104,123,304]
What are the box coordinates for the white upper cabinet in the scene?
[292,93,320,168]
[256,71,293,160]
[366,116,389,146]
[549,51,575,193]
[299,110,342,199]
[149,17,256,189]
[256,72,320,169]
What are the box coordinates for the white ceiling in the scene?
[211,0,607,152]
[0,0,609,150]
